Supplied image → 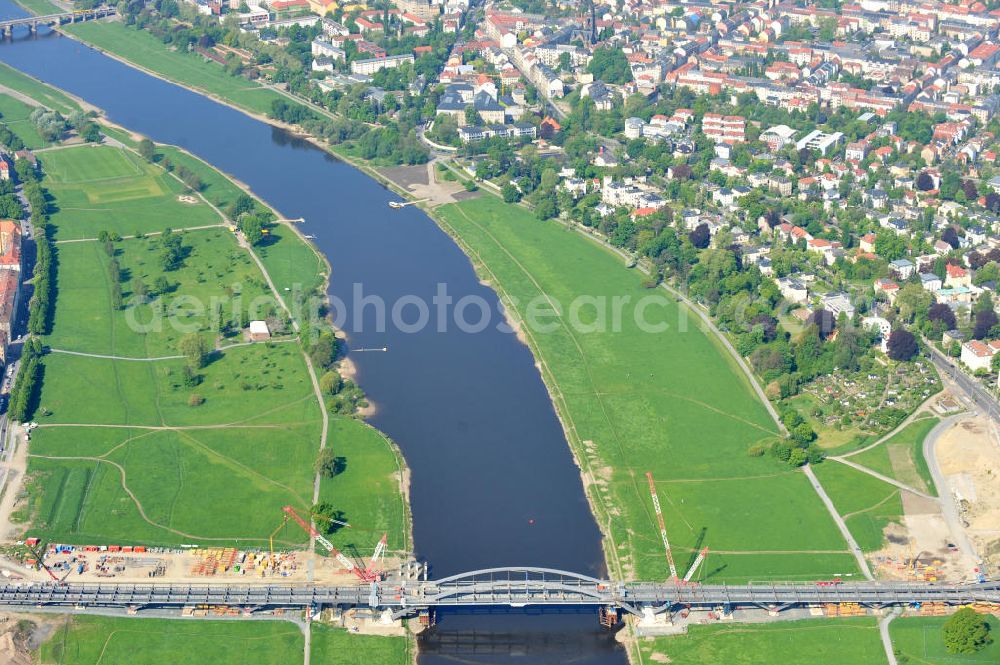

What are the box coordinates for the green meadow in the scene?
[64,22,285,115]
[17,142,404,553]
[0,93,49,149]
[890,615,1000,664]
[156,144,328,297]
[48,228,273,358]
[41,144,220,240]
[850,417,939,496]
[37,615,409,665]
[0,62,80,115]
[436,195,852,582]
[813,461,903,552]
[641,618,886,664]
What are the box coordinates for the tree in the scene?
[239,214,266,246]
[137,138,156,162]
[587,46,632,84]
[502,182,521,203]
[973,308,998,340]
[535,197,557,220]
[228,193,255,219]
[887,328,918,361]
[689,223,710,249]
[927,302,956,330]
[874,228,908,261]
[131,278,148,304]
[158,228,185,271]
[943,608,991,655]
[941,226,961,249]
[811,308,835,340]
[319,369,342,395]
[314,448,346,478]
[179,333,209,369]
[916,172,935,191]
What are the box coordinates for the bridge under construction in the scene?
[0,567,997,622]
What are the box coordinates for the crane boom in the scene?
[683,547,709,583]
[281,506,376,581]
[645,471,678,580]
[364,533,388,579]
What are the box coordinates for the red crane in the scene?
[645,472,678,581]
[282,506,386,583]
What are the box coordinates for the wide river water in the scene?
[0,7,629,663]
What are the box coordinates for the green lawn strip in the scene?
[63,22,284,116]
[812,461,903,552]
[311,623,409,664]
[850,417,939,496]
[0,61,80,114]
[26,422,319,546]
[155,144,327,296]
[12,0,62,16]
[316,417,409,554]
[436,195,849,581]
[640,618,886,665]
[41,144,220,241]
[48,228,272,358]
[38,615,306,665]
[36,343,319,427]
[0,93,48,149]
[890,615,1000,664]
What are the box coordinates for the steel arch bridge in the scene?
[0,566,998,622]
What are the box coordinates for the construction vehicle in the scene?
[282,506,386,583]
[24,542,60,584]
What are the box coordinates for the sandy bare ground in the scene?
[377,161,469,207]
[936,416,1000,575]
[0,425,29,543]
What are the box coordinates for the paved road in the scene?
[802,464,874,580]
[922,415,979,571]
[925,343,1000,421]
[879,607,901,665]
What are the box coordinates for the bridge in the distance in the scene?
[0,567,997,620]
[0,7,116,38]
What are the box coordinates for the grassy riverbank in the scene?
[36,614,410,664]
[63,21,285,116]
[639,618,886,664]
[435,195,854,582]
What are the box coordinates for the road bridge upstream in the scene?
[0,7,115,38]
[0,568,997,620]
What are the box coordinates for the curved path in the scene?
[922,415,978,567]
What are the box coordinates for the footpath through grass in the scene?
[36,615,409,665]
[42,144,220,241]
[19,140,405,554]
[63,21,285,116]
[0,61,80,115]
[850,416,939,496]
[812,461,903,552]
[890,615,1000,664]
[640,618,886,664]
[436,194,855,582]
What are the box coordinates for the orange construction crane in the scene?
[282,506,386,583]
[645,471,678,580]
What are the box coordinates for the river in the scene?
[0,8,629,663]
